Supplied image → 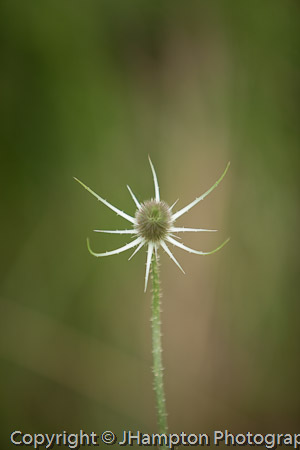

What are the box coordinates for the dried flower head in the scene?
[75,157,230,291]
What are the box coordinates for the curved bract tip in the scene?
[207,237,230,255]
[171,162,230,221]
[87,237,97,257]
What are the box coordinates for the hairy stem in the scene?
[151,252,168,443]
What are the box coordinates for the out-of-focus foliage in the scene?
[0,0,299,444]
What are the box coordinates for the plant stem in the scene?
[151,252,168,441]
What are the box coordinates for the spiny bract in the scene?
[75,157,230,292]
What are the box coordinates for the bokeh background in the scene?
[1,0,299,447]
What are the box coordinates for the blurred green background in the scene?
[1,0,299,446]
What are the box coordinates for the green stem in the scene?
[151,252,168,442]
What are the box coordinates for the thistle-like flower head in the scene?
[75,157,230,292]
[135,200,172,242]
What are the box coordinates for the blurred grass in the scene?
[0,0,299,444]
